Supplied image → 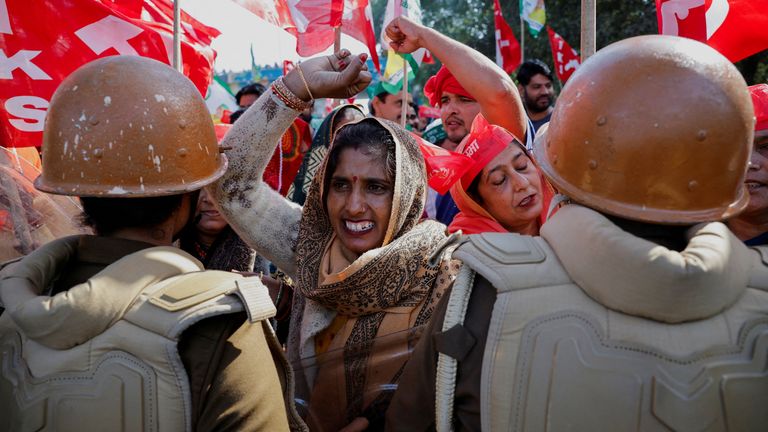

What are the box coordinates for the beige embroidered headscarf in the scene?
[288,117,460,430]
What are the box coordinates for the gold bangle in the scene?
[271,78,312,111]
[296,63,314,101]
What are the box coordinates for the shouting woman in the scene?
[213,51,460,431]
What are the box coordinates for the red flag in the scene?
[232,0,380,71]
[418,105,441,119]
[493,0,521,74]
[339,0,380,72]
[655,0,768,62]
[412,132,474,195]
[142,0,222,45]
[0,0,218,148]
[546,26,581,84]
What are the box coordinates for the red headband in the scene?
[457,114,521,189]
[424,66,474,107]
[750,84,768,132]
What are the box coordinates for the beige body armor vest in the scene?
[0,236,277,432]
[437,205,768,431]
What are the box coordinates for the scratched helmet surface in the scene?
[35,55,226,197]
[534,35,754,224]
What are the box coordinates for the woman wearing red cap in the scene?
[448,115,554,235]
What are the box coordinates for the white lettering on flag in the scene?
[0,0,11,35]
[0,50,52,80]
[705,0,729,38]
[659,0,705,36]
[6,96,49,132]
[75,15,143,56]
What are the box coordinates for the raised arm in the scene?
[212,51,371,279]
[386,16,527,141]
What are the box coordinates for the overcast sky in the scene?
[182,0,370,72]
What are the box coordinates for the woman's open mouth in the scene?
[517,193,537,208]
[344,220,374,235]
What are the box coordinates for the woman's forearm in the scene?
[212,89,303,278]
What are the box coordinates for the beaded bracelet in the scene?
[271,77,313,111]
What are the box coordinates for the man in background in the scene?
[517,59,555,134]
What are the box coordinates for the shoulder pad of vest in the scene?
[455,233,546,266]
[453,233,570,293]
[149,271,276,323]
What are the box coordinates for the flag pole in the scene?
[520,16,525,64]
[334,27,342,52]
[173,0,182,71]
[400,60,408,128]
[580,0,596,62]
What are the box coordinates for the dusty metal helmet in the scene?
[35,56,226,197]
[534,35,754,224]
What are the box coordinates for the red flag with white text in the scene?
[0,0,218,148]
[493,0,521,74]
[655,0,768,62]
[546,26,580,84]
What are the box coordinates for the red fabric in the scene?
[142,0,222,45]
[423,66,474,107]
[411,132,473,195]
[0,0,217,148]
[446,115,554,235]
[339,0,380,72]
[214,123,232,143]
[750,84,768,132]
[546,26,581,84]
[418,105,441,119]
[263,118,312,196]
[458,114,516,190]
[232,0,380,71]
[283,60,296,75]
[493,0,521,74]
[655,0,768,63]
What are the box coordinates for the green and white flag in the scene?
[520,0,546,37]
[380,0,427,94]
[205,76,237,123]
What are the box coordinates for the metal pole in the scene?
[334,27,342,53]
[400,60,408,128]
[173,0,183,71]
[580,0,596,62]
[520,16,525,64]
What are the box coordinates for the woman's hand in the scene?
[283,50,372,101]
[385,16,427,54]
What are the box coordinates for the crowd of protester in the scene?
[0,14,766,432]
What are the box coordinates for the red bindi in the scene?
[352,176,358,183]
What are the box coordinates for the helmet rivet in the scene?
[596,116,607,126]
[697,130,707,141]
[179,120,187,130]
[588,160,598,169]
[177,148,189,157]
[688,180,699,191]
[93,148,103,158]
[552,154,559,165]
